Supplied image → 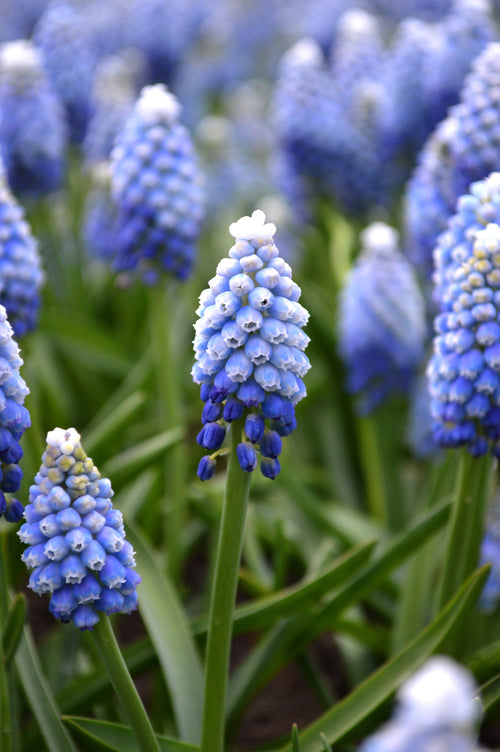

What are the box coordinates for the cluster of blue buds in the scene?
[0,169,43,337]
[338,222,427,414]
[110,84,204,284]
[360,656,481,752]
[428,173,500,454]
[0,39,66,196]
[192,210,310,480]
[19,428,141,630]
[0,304,30,522]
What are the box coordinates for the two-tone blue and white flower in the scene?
[19,428,140,630]
[192,210,310,480]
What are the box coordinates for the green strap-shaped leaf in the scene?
[62,717,198,752]
[101,428,183,480]
[15,626,78,752]
[227,502,451,722]
[194,539,377,636]
[281,567,489,752]
[126,524,203,745]
[2,593,26,667]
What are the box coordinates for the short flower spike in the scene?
[19,428,140,630]
[0,304,30,522]
[192,210,310,480]
[110,83,204,283]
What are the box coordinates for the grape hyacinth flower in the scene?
[338,222,427,414]
[191,209,310,480]
[478,493,500,612]
[0,304,30,522]
[33,1,98,144]
[19,428,140,630]
[405,42,500,279]
[0,39,66,196]
[0,168,43,336]
[428,173,500,454]
[360,656,481,752]
[110,83,204,283]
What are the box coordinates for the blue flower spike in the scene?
[338,222,426,414]
[428,176,500,456]
[0,304,30,522]
[0,169,44,337]
[0,39,66,196]
[19,428,141,630]
[192,210,310,480]
[110,83,204,284]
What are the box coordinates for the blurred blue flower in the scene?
[428,178,500,453]
[192,209,310,479]
[83,50,145,166]
[0,171,43,337]
[0,304,30,522]
[478,496,500,612]
[19,428,141,630]
[361,656,481,752]
[0,39,66,196]
[83,163,118,264]
[110,84,204,284]
[338,222,427,414]
[404,41,500,279]
[407,368,442,460]
[33,1,98,143]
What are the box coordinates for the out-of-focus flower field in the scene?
[1,0,500,751]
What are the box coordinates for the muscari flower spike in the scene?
[0,168,43,337]
[0,304,30,523]
[19,428,141,630]
[428,172,500,455]
[337,222,427,415]
[0,39,66,196]
[360,656,481,752]
[110,83,204,284]
[478,493,500,612]
[191,210,310,481]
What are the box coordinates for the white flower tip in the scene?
[338,8,379,37]
[361,221,399,254]
[136,84,181,126]
[281,38,323,70]
[229,210,276,241]
[0,40,41,75]
[46,427,81,454]
[398,656,480,728]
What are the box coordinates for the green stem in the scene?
[437,450,493,611]
[357,406,405,531]
[93,615,160,752]
[148,283,186,578]
[201,418,252,752]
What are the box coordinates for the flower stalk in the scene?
[200,418,252,752]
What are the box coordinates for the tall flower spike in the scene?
[33,1,98,144]
[0,168,43,336]
[428,174,500,455]
[0,39,66,196]
[19,428,140,630]
[0,305,30,522]
[191,210,310,480]
[478,493,500,612]
[360,656,481,752]
[338,222,427,414]
[404,42,500,279]
[110,84,205,284]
